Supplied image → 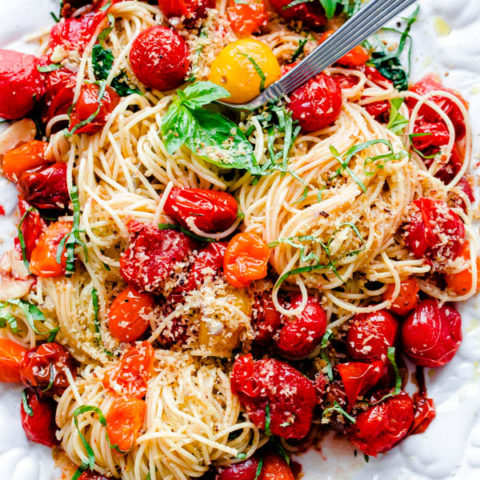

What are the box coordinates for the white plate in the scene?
[1,1,480,479]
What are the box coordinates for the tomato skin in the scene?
[103,342,154,398]
[288,73,343,133]
[217,456,260,480]
[108,287,155,343]
[276,295,327,359]
[2,140,51,183]
[16,199,47,262]
[19,343,76,396]
[410,393,435,435]
[18,162,69,212]
[20,389,57,447]
[401,299,462,368]
[158,0,215,20]
[231,355,317,439]
[260,452,294,480]
[224,232,269,288]
[404,198,465,266]
[120,224,195,294]
[129,26,190,91]
[251,291,282,344]
[69,83,120,135]
[412,119,450,152]
[347,391,414,457]
[164,188,238,234]
[29,220,72,278]
[269,0,327,28]
[227,0,268,37]
[106,396,145,454]
[0,338,27,383]
[347,310,398,362]
[320,31,370,67]
[0,49,46,120]
[382,278,420,316]
[43,68,76,126]
[445,244,480,295]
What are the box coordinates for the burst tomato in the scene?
[2,140,50,183]
[103,342,154,398]
[382,277,420,316]
[217,456,260,480]
[17,199,47,262]
[129,26,190,91]
[410,393,436,435]
[251,291,282,344]
[224,232,269,288]
[108,287,155,343]
[20,389,57,447]
[445,243,480,295]
[269,0,326,28]
[158,0,215,20]
[0,338,27,383]
[260,452,295,480]
[401,299,462,368]
[43,68,77,126]
[320,30,370,67]
[411,119,450,152]
[164,188,238,233]
[227,0,268,37]
[78,472,111,480]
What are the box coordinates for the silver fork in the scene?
[220,0,418,110]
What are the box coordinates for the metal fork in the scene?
[221,0,418,110]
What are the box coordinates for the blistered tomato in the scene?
[320,30,370,67]
[227,0,268,37]
[382,277,420,316]
[251,291,282,344]
[269,0,326,28]
[2,140,50,182]
[208,39,281,104]
[0,338,27,383]
[445,243,480,295]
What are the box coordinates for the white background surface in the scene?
[1,0,480,479]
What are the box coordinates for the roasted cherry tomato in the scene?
[260,452,295,480]
[20,389,57,447]
[164,188,238,234]
[108,286,155,343]
[288,72,343,133]
[320,30,370,67]
[269,0,327,28]
[0,49,46,120]
[251,291,282,344]
[407,74,467,139]
[120,224,195,294]
[78,472,111,480]
[103,341,154,398]
[18,162,69,212]
[2,140,50,183]
[69,83,120,135]
[106,396,145,454]
[48,11,106,57]
[16,199,47,262]
[276,294,327,359]
[404,198,465,267]
[382,277,420,316]
[231,355,317,439]
[347,310,398,362]
[224,232,269,288]
[43,68,77,126]
[337,361,385,410]
[347,391,414,457]
[445,243,480,295]
[227,0,268,37]
[453,176,475,212]
[0,338,27,383]
[20,342,76,396]
[158,0,215,20]
[208,39,281,104]
[410,393,436,435]
[411,119,449,152]
[401,299,462,368]
[217,456,260,480]
[29,220,72,278]
[129,26,190,91]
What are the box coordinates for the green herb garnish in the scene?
[387,98,409,135]
[323,400,356,423]
[21,390,33,417]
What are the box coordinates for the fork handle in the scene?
[264,0,418,104]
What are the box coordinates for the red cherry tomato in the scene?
[407,74,467,139]
[19,342,76,396]
[453,176,475,212]
[106,396,146,454]
[103,341,154,398]
[320,30,370,67]
[217,456,260,480]
[164,188,238,234]
[129,26,190,91]
[20,389,57,447]
[269,0,327,28]
[0,49,46,120]
[78,472,110,480]
[260,452,295,480]
[404,198,465,266]
[410,393,436,435]
[155,296,189,348]
[347,310,398,362]
[16,199,47,262]
[364,100,390,121]
[382,277,420,316]
[231,355,317,439]
[347,391,414,457]
[251,291,282,344]
[401,299,462,368]
[289,73,343,133]
[224,232,269,288]
[227,0,268,37]
[69,83,120,135]
[276,294,327,359]
[445,243,480,295]
[43,68,77,126]
[0,338,27,383]
[337,361,385,410]
[411,119,450,153]
[421,142,463,185]
[108,286,156,343]
[158,0,215,20]
[18,162,69,212]
[2,140,51,183]
[120,224,195,294]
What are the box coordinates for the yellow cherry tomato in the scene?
[208,38,281,104]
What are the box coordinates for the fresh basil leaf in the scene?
[37,63,62,73]
[21,390,34,417]
[320,0,339,19]
[387,98,409,134]
[161,102,195,155]
[181,81,230,108]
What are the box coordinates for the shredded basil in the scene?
[37,63,62,73]
[322,400,356,424]
[239,53,266,92]
[265,402,272,436]
[320,330,334,381]
[290,38,308,64]
[254,459,264,480]
[387,98,409,135]
[21,390,33,417]
[17,207,35,271]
